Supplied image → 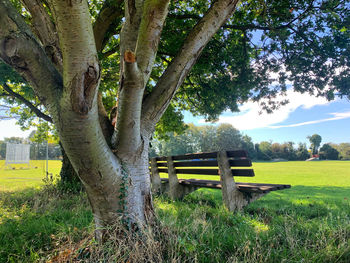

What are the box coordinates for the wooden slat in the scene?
[173,158,251,167]
[175,168,219,175]
[236,182,291,190]
[232,169,255,177]
[177,179,268,193]
[229,159,252,167]
[178,179,221,189]
[174,160,218,167]
[155,156,169,161]
[236,184,271,193]
[171,152,218,160]
[155,162,168,168]
[156,168,254,177]
[174,168,254,177]
[226,150,248,158]
[154,150,250,162]
[156,150,248,161]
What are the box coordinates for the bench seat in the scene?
[161,178,291,193]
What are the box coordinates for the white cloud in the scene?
[270,111,350,128]
[200,90,332,130]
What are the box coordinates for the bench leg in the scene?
[217,151,244,211]
[218,151,267,211]
[150,158,162,195]
[158,180,200,199]
[232,192,267,210]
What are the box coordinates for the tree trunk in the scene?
[58,142,82,191]
[54,92,154,240]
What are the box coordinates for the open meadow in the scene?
[0,160,349,262]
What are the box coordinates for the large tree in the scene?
[308,133,322,155]
[0,0,349,240]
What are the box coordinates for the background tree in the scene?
[295,143,310,160]
[154,123,252,156]
[319,143,340,160]
[308,134,322,155]
[214,124,243,151]
[271,143,284,159]
[153,124,200,156]
[1,0,349,241]
[197,125,217,152]
[256,141,273,160]
[332,143,350,160]
[241,135,257,159]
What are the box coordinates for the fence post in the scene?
[150,157,161,194]
[217,150,244,211]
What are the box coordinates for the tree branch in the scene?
[135,0,170,82]
[112,0,145,154]
[141,0,240,132]
[112,50,144,155]
[21,0,63,73]
[1,83,53,122]
[49,0,99,115]
[93,0,124,53]
[101,44,120,58]
[0,0,63,111]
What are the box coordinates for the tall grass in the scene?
[0,161,349,262]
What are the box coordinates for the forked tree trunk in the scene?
[41,0,155,240]
[56,98,154,240]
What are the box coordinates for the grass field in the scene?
[0,160,349,262]
[0,160,62,192]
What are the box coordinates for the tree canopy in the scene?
[1,0,349,126]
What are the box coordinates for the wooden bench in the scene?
[150,150,291,211]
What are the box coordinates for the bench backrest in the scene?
[150,150,254,178]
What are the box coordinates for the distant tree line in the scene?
[1,130,349,161]
[0,137,61,160]
[151,125,350,161]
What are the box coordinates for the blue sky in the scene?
[184,90,350,145]
[1,91,349,145]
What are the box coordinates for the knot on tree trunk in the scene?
[2,37,28,69]
[71,64,100,114]
[124,50,136,63]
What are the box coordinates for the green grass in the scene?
[0,160,62,191]
[0,161,349,262]
[251,161,350,186]
[172,160,350,186]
